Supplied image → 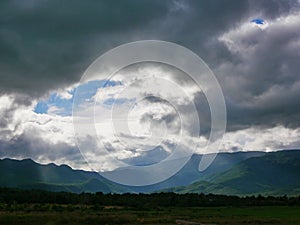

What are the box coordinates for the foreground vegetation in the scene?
[0,204,300,225]
[1,188,300,224]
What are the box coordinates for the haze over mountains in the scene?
[1,150,300,196]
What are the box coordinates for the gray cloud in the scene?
[216,10,300,131]
[0,0,169,98]
[2,0,295,98]
[0,132,85,168]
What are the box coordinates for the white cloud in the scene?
[0,94,87,169]
[47,105,63,115]
[221,126,300,152]
[57,91,73,100]
[72,62,206,171]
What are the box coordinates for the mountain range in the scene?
[1,150,300,195]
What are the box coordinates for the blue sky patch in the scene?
[34,79,123,116]
[34,92,74,116]
[34,101,49,114]
[251,18,265,25]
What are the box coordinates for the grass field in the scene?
[0,205,300,225]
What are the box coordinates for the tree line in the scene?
[0,187,299,208]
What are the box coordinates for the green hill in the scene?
[163,150,300,196]
[129,151,265,192]
[0,158,129,193]
[0,151,263,193]
[1,150,300,195]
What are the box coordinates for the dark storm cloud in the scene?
[216,7,300,131]
[163,0,298,64]
[1,0,300,132]
[0,0,169,98]
[162,0,300,133]
[1,0,291,98]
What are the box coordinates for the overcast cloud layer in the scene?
[1,0,300,170]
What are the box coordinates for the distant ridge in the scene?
[0,158,129,193]
[1,150,300,195]
[162,150,300,196]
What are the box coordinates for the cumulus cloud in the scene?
[72,62,206,170]
[0,94,87,169]
[221,126,300,152]
[217,11,300,131]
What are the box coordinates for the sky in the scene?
[1,0,300,172]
